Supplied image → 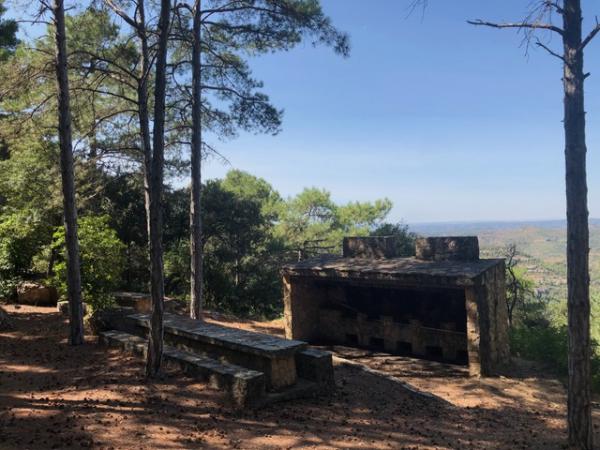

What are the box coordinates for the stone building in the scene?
[282,236,510,376]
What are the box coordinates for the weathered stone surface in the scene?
[17,282,58,306]
[295,348,334,387]
[463,262,511,376]
[283,236,509,377]
[415,236,479,262]
[283,274,322,341]
[87,307,137,335]
[343,236,404,259]
[112,292,152,313]
[99,330,266,408]
[282,255,501,288]
[129,312,306,389]
[57,300,88,316]
[99,311,330,407]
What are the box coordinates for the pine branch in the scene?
[580,17,600,50]
[467,19,564,36]
[535,40,565,61]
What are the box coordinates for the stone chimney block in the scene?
[342,236,401,259]
[415,236,479,261]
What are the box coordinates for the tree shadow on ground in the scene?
[0,305,581,449]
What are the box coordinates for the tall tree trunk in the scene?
[189,0,203,320]
[52,0,84,346]
[136,0,153,239]
[145,0,171,378]
[563,1,592,448]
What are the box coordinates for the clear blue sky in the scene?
[203,0,600,224]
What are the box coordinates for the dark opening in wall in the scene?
[369,337,385,350]
[426,345,444,360]
[338,284,468,333]
[456,350,469,365]
[396,341,413,356]
[345,334,358,345]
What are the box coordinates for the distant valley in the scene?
[411,219,600,301]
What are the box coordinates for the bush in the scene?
[52,215,125,312]
[0,275,19,301]
[0,212,49,301]
[0,212,49,276]
[510,324,569,374]
[510,324,600,392]
[164,239,190,298]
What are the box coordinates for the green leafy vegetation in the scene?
[0,145,406,317]
[52,216,125,312]
[161,170,406,318]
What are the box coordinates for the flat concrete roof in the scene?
[282,256,504,287]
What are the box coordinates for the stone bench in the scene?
[127,312,307,390]
[99,330,266,408]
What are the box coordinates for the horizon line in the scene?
[408,218,600,226]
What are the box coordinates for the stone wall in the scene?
[342,236,403,259]
[282,235,509,377]
[283,264,510,376]
[465,263,510,376]
[415,236,479,262]
[283,274,321,341]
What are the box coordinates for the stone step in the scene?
[126,312,307,389]
[98,330,266,408]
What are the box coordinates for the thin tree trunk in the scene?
[563,1,592,448]
[47,246,57,277]
[52,0,84,346]
[189,0,203,320]
[145,0,171,378]
[137,0,153,239]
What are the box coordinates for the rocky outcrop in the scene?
[17,282,58,306]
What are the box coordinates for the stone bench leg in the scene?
[296,348,334,387]
[269,356,297,389]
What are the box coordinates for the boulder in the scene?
[17,282,58,306]
[57,300,88,316]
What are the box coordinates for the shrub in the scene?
[52,215,125,312]
[164,239,190,298]
[510,324,600,392]
[0,212,48,276]
[0,212,49,301]
[0,275,19,301]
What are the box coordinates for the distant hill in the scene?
[411,218,600,236]
[409,219,600,301]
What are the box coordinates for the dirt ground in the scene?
[1,305,598,449]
